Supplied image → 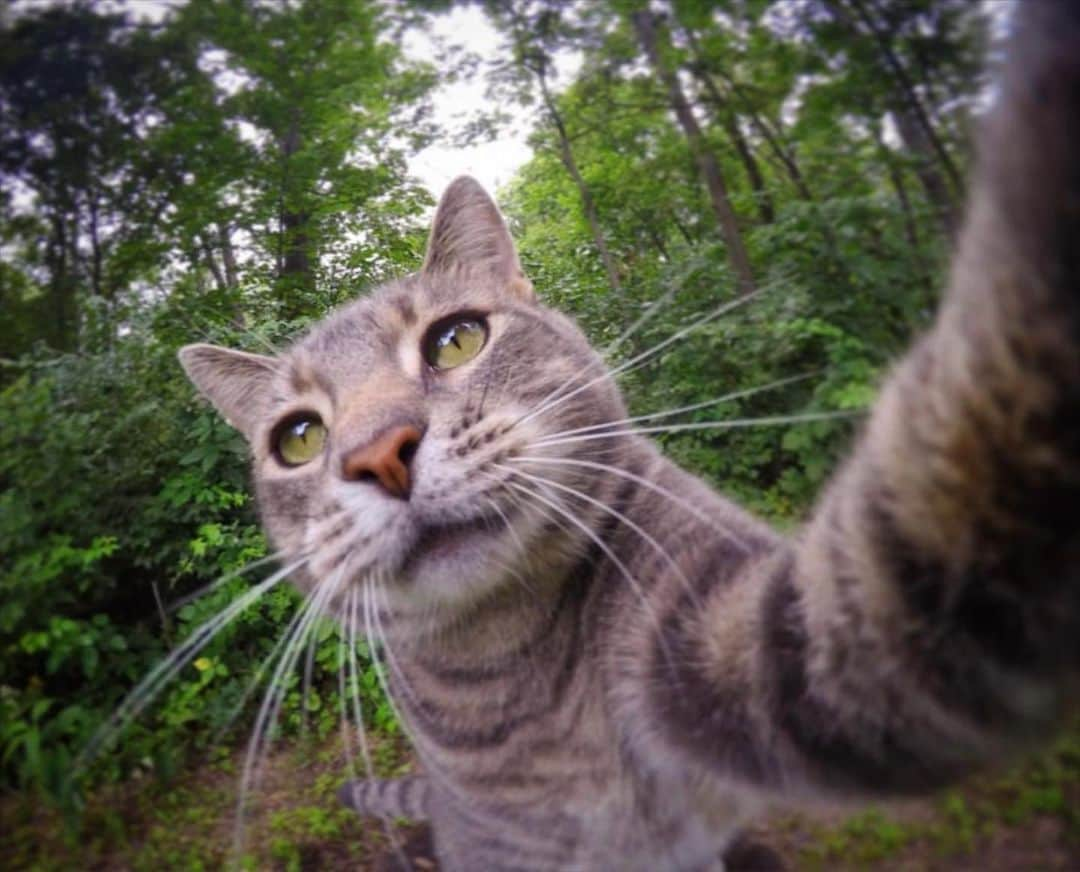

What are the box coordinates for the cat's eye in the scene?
[274,413,327,467]
[423,316,488,370]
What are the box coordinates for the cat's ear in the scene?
[422,175,535,302]
[178,344,279,438]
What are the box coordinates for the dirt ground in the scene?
[4,728,1077,871]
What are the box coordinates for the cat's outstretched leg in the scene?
[639,0,1080,800]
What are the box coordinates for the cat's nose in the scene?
[340,424,422,499]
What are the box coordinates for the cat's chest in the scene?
[393,630,617,769]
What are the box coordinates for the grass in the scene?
[3,722,1078,870]
[2,729,412,871]
[794,725,1080,870]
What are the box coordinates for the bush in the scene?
[0,312,394,807]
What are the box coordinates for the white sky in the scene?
[403,7,536,198]
[10,1,537,200]
[9,0,1008,200]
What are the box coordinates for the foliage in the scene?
[0,318,397,806]
[797,725,1080,869]
[0,0,431,806]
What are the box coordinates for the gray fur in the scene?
[180,6,1080,869]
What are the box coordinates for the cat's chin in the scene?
[401,516,494,573]
[391,514,517,604]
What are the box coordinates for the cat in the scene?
[178,3,1080,870]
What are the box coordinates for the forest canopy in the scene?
[0,0,1002,862]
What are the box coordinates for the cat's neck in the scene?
[387,441,656,669]
[393,545,595,670]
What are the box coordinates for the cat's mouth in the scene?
[400,507,515,574]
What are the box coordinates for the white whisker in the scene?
[363,580,460,868]
[210,588,315,746]
[338,594,356,778]
[165,551,287,615]
[367,579,466,807]
[534,371,821,443]
[601,281,683,361]
[532,408,862,450]
[482,496,529,561]
[300,620,319,737]
[508,455,749,552]
[347,583,375,779]
[498,464,705,609]
[500,477,677,666]
[232,567,345,856]
[76,556,306,773]
[515,281,774,431]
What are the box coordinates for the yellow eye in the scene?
[275,414,327,467]
[424,317,488,370]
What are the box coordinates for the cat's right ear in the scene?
[178,344,279,438]
[422,175,535,302]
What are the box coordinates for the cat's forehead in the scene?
[286,270,509,373]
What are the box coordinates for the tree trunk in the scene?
[681,27,775,224]
[873,121,932,292]
[891,106,958,235]
[717,72,816,202]
[218,222,239,289]
[692,69,774,223]
[88,192,104,300]
[633,10,756,296]
[535,62,622,293]
[199,232,227,292]
[841,0,961,229]
[46,213,78,351]
[277,118,314,314]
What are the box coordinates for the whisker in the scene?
[76,556,307,773]
[481,496,539,596]
[210,589,315,746]
[515,279,777,431]
[367,579,465,806]
[189,309,283,356]
[363,581,437,867]
[601,280,683,361]
[300,615,320,738]
[338,595,356,778]
[515,356,608,430]
[532,408,863,450]
[345,582,408,868]
[480,495,525,556]
[232,568,345,857]
[165,551,287,615]
[497,464,704,609]
[499,477,677,667]
[508,455,750,552]
[534,371,821,443]
[347,583,375,780]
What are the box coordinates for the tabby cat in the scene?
[179,4,1080,869]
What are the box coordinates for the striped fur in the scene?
[338,776,431,820]
[180,4,1080,869]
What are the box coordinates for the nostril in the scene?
[398,437,419,467]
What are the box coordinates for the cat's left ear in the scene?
[178,343,279,439]
[422,176,535,302]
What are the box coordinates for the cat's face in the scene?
[180,178,626,621]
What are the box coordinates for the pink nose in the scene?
[340,425,422,499]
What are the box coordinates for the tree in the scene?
[173,0,437,318]
[631,8,756,297]
[479,0,624,293]
[0,2,199,349]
